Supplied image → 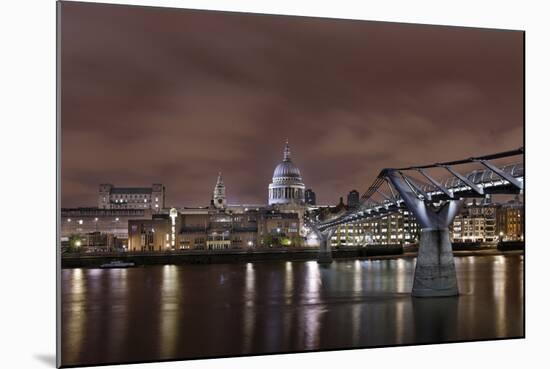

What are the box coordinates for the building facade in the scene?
[305,189,316,205]
[61,208,152,239]
[496,197,524,241]
[61,207,153,252]
[127,207,300,251]
[212,172,227,209]
[128,213,178,251]
[331,210,420,246]
[347,190,360,209]
[126,166,306,251]
[451,201,497,243]
[98,184,165,211]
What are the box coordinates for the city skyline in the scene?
[60,2,523,208]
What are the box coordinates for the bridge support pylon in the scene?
[386,170,463,297]
[314,228,334,264]
[414,227,458,297]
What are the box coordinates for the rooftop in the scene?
[110,188,153,194]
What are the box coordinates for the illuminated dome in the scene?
[273,144,303,180]
[268,140,306,206]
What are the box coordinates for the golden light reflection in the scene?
[302,262,323,349]
[493,257,508,337]
[65,268,87,365]
[284,261,294,304]
[245,262,255,308]
[243,262,256,353]
[72,268,84,294]
[305,261,320,303]
[303,306,324,350]
[160,265,180,359]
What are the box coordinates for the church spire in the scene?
[213,171,226,209]
[283,139,291,161]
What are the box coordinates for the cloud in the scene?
[59,2,523,207]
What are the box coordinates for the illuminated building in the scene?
[451,200,497,243]
[61,207,152,249]
[496,197,524,241]
[127,207,301,251]
[70,142,314,252]
[268,140,306,206]
[331,210,420,246]
[128,212,178,251]
[127,168,304,251]
[98,183,165,211]
[212,172,227,209]
[258,211,301,247]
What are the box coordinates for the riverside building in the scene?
[98,183,165,211]
[127,141,308,251]
[451,200,498,243]
[331,210,420,246]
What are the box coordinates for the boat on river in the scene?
[99,260,135,268]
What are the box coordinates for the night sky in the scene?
[60,1,523,208]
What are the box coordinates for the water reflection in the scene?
[62,254,524,367]
[243,263,255,353]
[353,260,362,293]
[106,268,128,359]
[305,261,320,302]
[160,265,179,358]
[284,261,294,303]
[63,268,87,365]
[412,297,459,343]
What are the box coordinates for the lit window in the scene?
[78,219,83,225]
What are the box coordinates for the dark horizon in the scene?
[60,2,523,208]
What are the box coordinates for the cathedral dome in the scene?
[273,160,302,179]
[272,141,303,182]
[268,140,306,206]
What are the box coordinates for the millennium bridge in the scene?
[310,147,524,297]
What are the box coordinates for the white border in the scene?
[1,1,548,368]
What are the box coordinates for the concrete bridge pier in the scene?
[413,228,458,297]
[386,170,463,297]
[315,228,334,264]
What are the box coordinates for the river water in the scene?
[61,254,524,366]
